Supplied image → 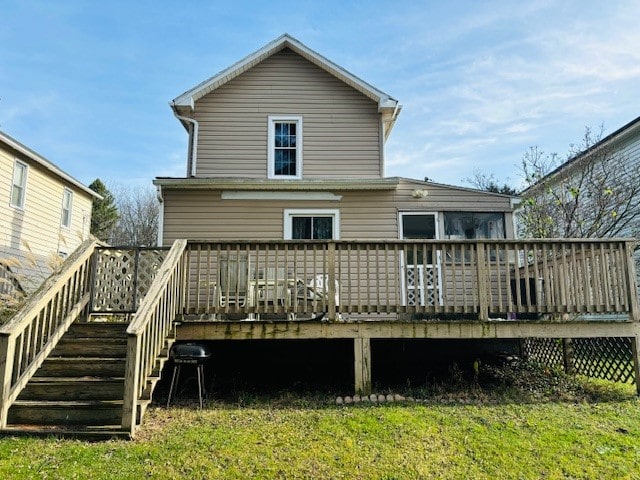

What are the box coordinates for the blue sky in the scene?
[1,0,639,190]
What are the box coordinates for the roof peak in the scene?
[171,33,400,113]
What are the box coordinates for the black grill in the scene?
[167,343,212,408]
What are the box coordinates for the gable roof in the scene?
[0,130,101,199]
[171,34,401,134]
[521,114,640,195]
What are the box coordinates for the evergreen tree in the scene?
[88,179,119,242]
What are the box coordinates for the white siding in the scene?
[0,143,93,291]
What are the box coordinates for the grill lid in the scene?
[171,343,212,360]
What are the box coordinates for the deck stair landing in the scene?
[3,322,170,439]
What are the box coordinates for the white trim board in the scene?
[222,191,342,201]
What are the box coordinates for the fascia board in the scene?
[171,34,399,111]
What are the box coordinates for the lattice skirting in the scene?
[522,337,635,384]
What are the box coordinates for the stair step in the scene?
[0,425,131,440]
[18,377,125,401]
[64,322,129,338]
[51,338,127,357]
[8,400,124,426]
[36,357,126,377]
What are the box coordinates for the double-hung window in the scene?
[284,209,339,240]
[61,188,73,228]
[268,115,302,179]
[10,160,28,208]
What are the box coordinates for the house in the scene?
[0,130,99,295]
[519,116,640,301]
[0,35,637,439]
[155,33,516,257]
[149,34,636,390]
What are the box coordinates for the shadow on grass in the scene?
[154,359,637,411]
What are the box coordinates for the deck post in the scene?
[632,331,640,396]
[476,242,489,320]
[121,333,142,436]
[354,337,371,396]
[625,242,639,321]
[562,338,575,375]
[0,334,16,428]
[327,242,337,322]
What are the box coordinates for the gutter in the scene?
[170,102,199,177]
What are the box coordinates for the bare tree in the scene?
[519,126,640,240]
[110,184,159,246]
[463,170,518,195]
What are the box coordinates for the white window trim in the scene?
[61,187,73,228]
[268,115,303,179]
[397,211,443,307]
[284,209,340,240]
[10,160,28,209]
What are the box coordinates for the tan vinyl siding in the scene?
[193,48,382,179]
[161,180,514,244]
[0,144,93,290]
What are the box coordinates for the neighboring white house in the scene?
[520,115,640,300]
[0,130,100,295]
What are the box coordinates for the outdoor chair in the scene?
[217,253,250,308]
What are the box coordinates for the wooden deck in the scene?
[0,238,638,438]
[176,317,640,396]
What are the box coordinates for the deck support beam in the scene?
[177,319,640,341]
[354,337,371,396]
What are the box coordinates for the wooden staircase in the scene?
[2,322,171,439]
[1,239,187,439]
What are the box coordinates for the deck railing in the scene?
[181,239,639,321]
[121,239,187,436]
[0,240,97,428]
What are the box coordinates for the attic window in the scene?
[268,115,302,179]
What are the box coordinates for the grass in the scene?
[1,363,640,479]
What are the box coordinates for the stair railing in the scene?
[0,239,98,428]
[121,239,187,436]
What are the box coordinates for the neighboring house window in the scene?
[268,115,302,179]
[284,209,339,239]
[10,160,28,208]
[61,188,73,228]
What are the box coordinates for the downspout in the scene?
[156,185,164,247]
[171,102,199,177]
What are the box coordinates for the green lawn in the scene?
[1,368,639,479]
